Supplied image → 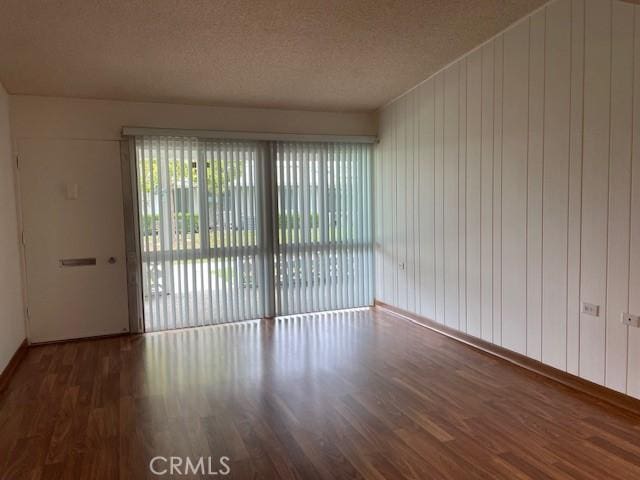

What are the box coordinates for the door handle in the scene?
[60,258,96,267]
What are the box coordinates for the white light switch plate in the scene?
[581,302,600,316]
[621,313,640,328]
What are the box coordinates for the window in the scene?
[135,136,372,331]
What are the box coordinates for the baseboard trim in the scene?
[29,332,131,346]
[374,300,640,415]
[0,338,29,394]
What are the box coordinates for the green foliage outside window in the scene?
[140,158,242,196]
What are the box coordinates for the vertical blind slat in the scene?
[210,141,222,323]
[148,138,161,330]
[137,138,154,329]
[165,138,178,326]
[220,142,230,321]
[229,143,238,321]
[203,144,214,325]
[179,139,189,328]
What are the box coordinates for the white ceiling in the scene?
[0,0,578,112]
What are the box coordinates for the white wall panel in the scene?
[481,43,495,341]
[435,74,446,324]
[391,102,399,305]
[373,112,387,300]
[418,81,436,320]
[375,0,640,399]
[382,106,396,305]
[458,60,468,334]
[378,108,387,303]
[542,0,571,371]
[493,37,504,346]
[501,19,529,354]
[466,50,483,338]
[406,91,417,313]
[527,9,546,361]
[444,65,460,329]
[567,0,585,375]
[605,0,634,393]
[628,5,640,398]
[580,0,610,384]
[396,97,408,310]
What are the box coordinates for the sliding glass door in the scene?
[135,137,270,331]
[134,135,372,331]
[274,142,373,315]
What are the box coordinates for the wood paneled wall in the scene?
[374,0,640,398]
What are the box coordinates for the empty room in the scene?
[1,0,640,478]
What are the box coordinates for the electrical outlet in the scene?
[581,302,600,317]
[621,313,640,328]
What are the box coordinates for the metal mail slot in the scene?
[59,258,97,267]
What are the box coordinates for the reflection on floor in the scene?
[2,308,640,479]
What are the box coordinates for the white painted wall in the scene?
[10,96,377,140]
[375,0,640,398]
[0,82,26,370]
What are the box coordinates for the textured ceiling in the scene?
[0,0,571,112]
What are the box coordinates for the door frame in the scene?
[120,137,145,333]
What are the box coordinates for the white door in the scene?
[19,139,129,343]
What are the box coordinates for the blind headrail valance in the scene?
[122,127,377,144]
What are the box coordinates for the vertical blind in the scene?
[274,142,373,315]
[136,136,270,331]
[135,136,372,331]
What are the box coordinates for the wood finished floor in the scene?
[1,308,640,479]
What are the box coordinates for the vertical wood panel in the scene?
[605,0,633,393]
[435,73,446,324]
[542,0,571,370]
[388,102,398,305]
[405,92,416,313]
[382,107,391,303]
[501,19,530,354]
[481,42,495,341]
[444,65,460,329]
[493,36,504,345]
[411,88,421,314]
[419,81,437,319]
[374,112,384,301]
[466,49,483,338]
[527,9,546,361]
[580,0,611,384]
[567,0,585,375]
[459,59,468,333]
[396,97,408,310]
[628,5,640,399]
